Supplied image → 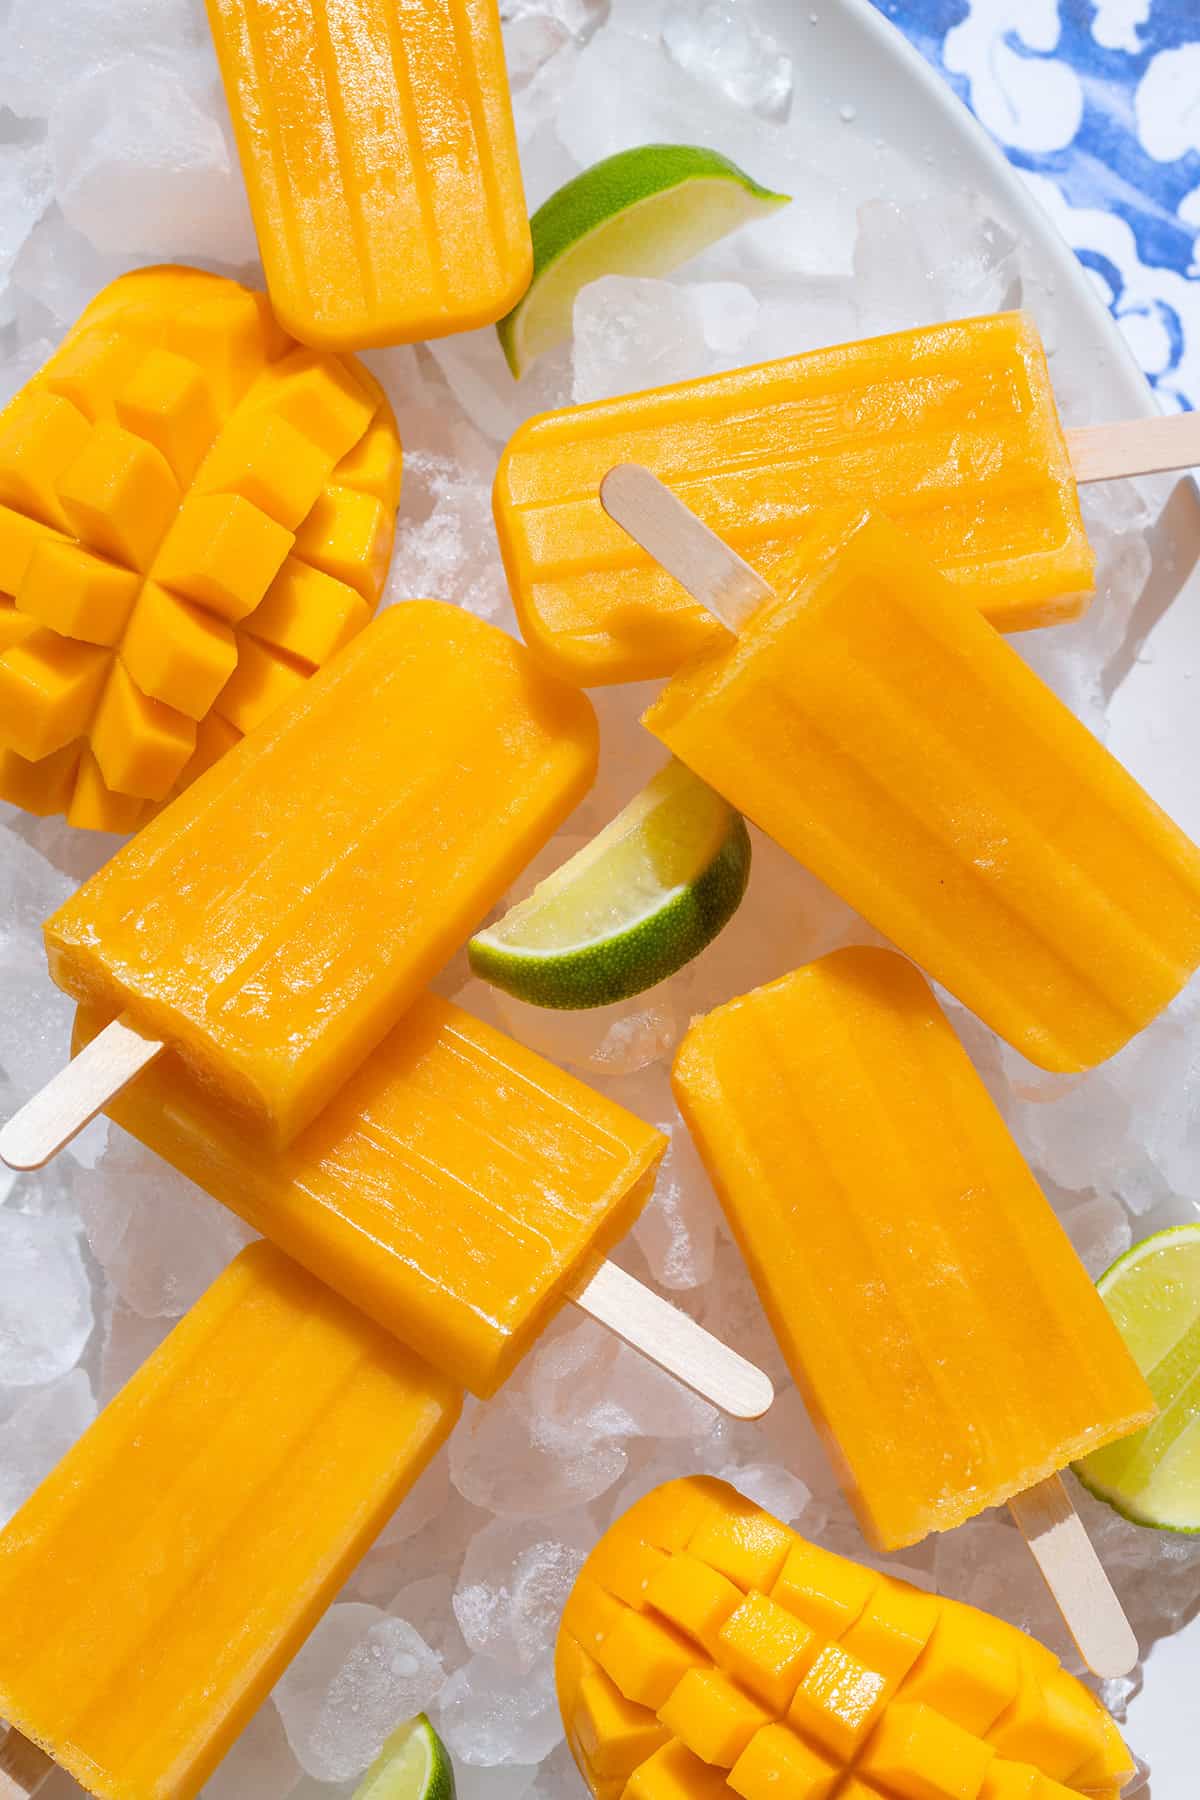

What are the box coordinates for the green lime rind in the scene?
[497,143,790,376]
[1072,1222,1200,1535]
[526,144,788,280]
[470,812,750,1008]
[353,1715,456,1800]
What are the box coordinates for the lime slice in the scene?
[497,144,790,377]
[353,1715,455,1800]
[1073,1223,1200,1533]
[468,760,751,1008]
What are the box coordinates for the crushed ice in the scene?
[0,0,1196,1792]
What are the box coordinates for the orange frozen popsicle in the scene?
[642,506,1200,1073]
[41,603,597,1148]
[206,0,532,349]
[672,949,1156,1552]
[493,313,1092,684]
[0,265,402,831]
[71,991,665,1397]
[0,1240,459,1800]
[559,1477,1133,1800]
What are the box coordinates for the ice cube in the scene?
[273,1604,445,1784]
[851,197,1022,335]
[717,1461,811,1525]
[437,1654,562,1766]
[1061,1195,1132,1279]
[0,0,208,119]
[98,1300,173,1404]
[450,1388,629,1518]
[453,1514,592,1669]
[75,1133,254,1318]
[661,1,793,120]
[0,1212,93,1386]
[51,58,257,264]
[572,275,758,403]
[387,1573,465,1670]
[0,821,77,1095]
[10,208,142,332]
[500,0,608,93]
[386,434,516,632]
[491,984,684,1076]
[632,1083,719,1291]
[347,1455,453,1606]
[428,326,573,446]
[0,139,54,324]
[0,1368,95,1526]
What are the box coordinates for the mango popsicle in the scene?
[0,1240,460,1800]
[71,991,666,1397]
[0,264,402,831]
[35,602,597,1150]
[493,312,1093,684]
[672,949,1156,1554]
[559,1477,1134,1800]
[637,502,1200,1073]
[206,0,532,350]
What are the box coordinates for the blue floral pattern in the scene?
[872,0,1200,410]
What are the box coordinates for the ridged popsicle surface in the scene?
[672,952,1156,1550]
[494,313,1092,685]
[0,1242,460,1800]
[207,0,532,348]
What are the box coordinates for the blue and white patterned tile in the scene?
[872,0,1200,408]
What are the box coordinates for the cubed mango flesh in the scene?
[0,266,401,829]
[556,1480,1132,1800]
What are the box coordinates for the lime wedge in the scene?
[353,1715,455,1800]
[468,760,751,1008]
[497,144,790,377]
[1073,1223,1200,1533]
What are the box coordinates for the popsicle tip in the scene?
[0,1113,53,1171]
[728,1362,777,1421]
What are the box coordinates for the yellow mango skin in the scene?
[646,510,1200,1073]
[0,1242,460,1800]
[0,266,402,833]
[206,0,532,350]
[70,991,664,1397]
[557,1478,1133,1800]
[671,951,1156,1551]
[493,313,1092,687]
[45,602,598,1148]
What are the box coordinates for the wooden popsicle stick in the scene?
[0,1730,53,1799]
[572,1258,775,1420]
[0,997,773,1419]
[0,1014,162,1171]
[1066,410,1200,484]
[601,461,1140,1677]
[1009,1475,1138,1677]
[600,463,769,634]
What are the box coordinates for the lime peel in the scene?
[469,760,751,1009]
[498,144,790,376]
[353,1714,456,1800]
[1073,1223,1200,1534]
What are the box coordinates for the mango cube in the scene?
[557,1480,1132,1800]
[0,266,401,829]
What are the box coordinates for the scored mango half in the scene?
[558,1478,1133,1800]
[0,265,401,833]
